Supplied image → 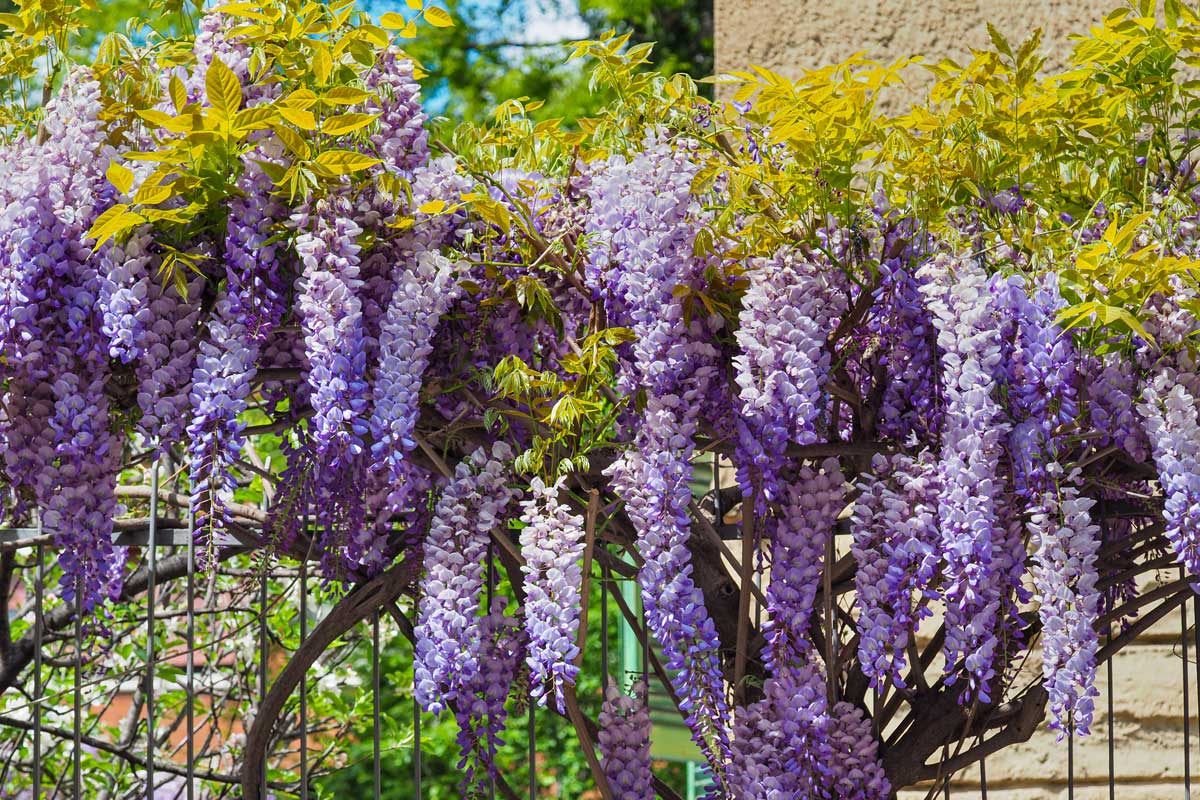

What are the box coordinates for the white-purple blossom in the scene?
[518,476,586,712]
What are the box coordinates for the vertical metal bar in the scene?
[1107,630,1115,800]
[32,538,43,800]
[373,612,382,800]
[299,558,309,800]
[185,509,196,800]
[1184,591,1192,799]
[1068,721,1075,800]
[979,757,987,800]
[259,573,268,799]
[73,574,83,799]
[528,701,536,800]
[486,544,496,800]
[146,460,159,798]
[600,554,608,692]
[413,696,422,800]
[1195,594,1200,800]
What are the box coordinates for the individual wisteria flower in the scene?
[517,476,586,712]
[597,680,653,800]
[851,451,941,688]
[918,253,1010,702]
[607,392,731,773]
[1029,476,1101,735]
[733,247,848,499]
[1138,367,1200,584]
[413,443,518,714]
[454,596,523,797]
[763,457,845,673]
[295,197,370,463]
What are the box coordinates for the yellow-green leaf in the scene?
[417,199,446,214]
[106,162,134,196]
[87,205,145,247]
[423,5,453,27]
[321,112,378,136]
[378,11,407,28]
[232,106,277,133]
[271,124,310,158]
[324,86,373,105]
[405,0,421,8]
[206,57,243,117]
[133,183,173,205]
[169,75,187,113]
[278,105,317,130]
[313,149,381,175]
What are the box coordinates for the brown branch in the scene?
[240,556,421,800]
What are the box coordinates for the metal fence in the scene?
[1,459,1199,799]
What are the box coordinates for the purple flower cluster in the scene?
[1087,352,1150,463]
[607,392,732,772]
[727,664,890,800]
[763,457,844,673]
[0,73,127,611]
[851,452,941,688]
[517,476,586,712]
[413,443,518,714]
[918,254,1010,702]
[1029,477,1101,735]
[583,130,720,398]
[365,49,429,174]
[295,198,370,462]
[187,290,259,563]
[454,596,523,796]
[370,251,461,491]
[870,258,941,441]
[597,680,654,800]
[1139,367,1200,585]
[733,247,847,499]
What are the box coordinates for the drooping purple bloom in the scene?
[518,476,586,712]
[597,680,654,800]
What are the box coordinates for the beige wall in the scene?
[714,0,1104,109]
[713,3,1198,796]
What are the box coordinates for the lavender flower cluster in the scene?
[413,443,518,714]
[517,476,586,712]
[597,680,654,800]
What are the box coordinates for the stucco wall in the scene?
[713,2,1198,796]
[714,0,1104,108]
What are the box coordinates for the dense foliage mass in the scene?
[3,0,1200,796]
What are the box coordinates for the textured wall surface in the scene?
[713,3,1199,796]
[714,0,1104,108]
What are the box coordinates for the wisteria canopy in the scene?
[4,0,1200,796]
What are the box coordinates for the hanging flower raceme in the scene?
[517,476,586,712]
[918,253,1011,702]
[1029,475,1102,735]
[413,443,518,714]
[607,392,732,773]
[597,680,654,800]
[454,596,524,796]
[763,457,846,674]
[733,248,848,500]
[870,258,941,441]
[851,451,941,688]
[1139,367,1200,584]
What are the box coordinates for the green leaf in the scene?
[321,112,379,136]
[278,105,317,130]
[378,12,408,29]
[106,161,134,196]
[87,204,145,247]
[324,87,373,105]
[312,149,382,175]
[206,57,243,117]
[423,5,453,27]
